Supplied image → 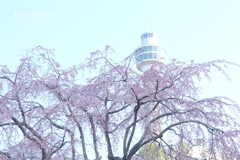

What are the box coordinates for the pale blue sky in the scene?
[0,0,240,158]
[1,0,240,62]
[1,0,240,109]
[1,0,240,103]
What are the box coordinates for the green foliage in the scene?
[138,142,170,160]
[137,140,211,160]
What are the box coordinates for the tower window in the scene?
[141,33,154,40]
[135,45,165,56]
[136,52,164,63]
[141,33,149,40]
[153,46,157,51]
[143,46,147,52]
[153,53,157,58]
[147,53,152,58]
[148,33,153,37]
[143,53,147,60]
[147,46,152,51]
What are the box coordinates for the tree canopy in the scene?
[0,46,240,160]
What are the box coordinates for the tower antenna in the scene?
[144,21,146,32]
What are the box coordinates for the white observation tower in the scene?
[134,32,167,135]
[134,32,167,72]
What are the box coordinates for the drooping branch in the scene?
[0,151,12,159]
[87,111,100,160]
[67,105,88,160]
[126,120,225,160]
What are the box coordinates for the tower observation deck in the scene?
[134,32,167,72]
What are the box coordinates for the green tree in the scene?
[138,142,170,160]
[137,140,211,160]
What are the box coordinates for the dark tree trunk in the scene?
[108,156,122,160]
[42,149,51,160]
